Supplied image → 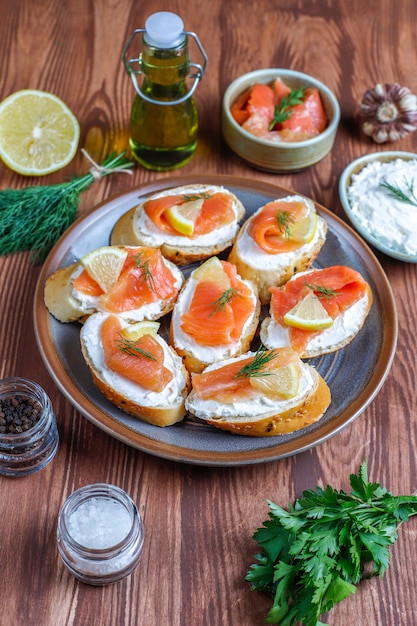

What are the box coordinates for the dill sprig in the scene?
[0,150,134,264]
[134,251,156,292]
[209,287,242,315]
[115,334,157,361]
[182,192,212,202]
[380,176,417,207]
[269,87,305,130]
[276,210,295,239]
[234,345,279,379]
[305,281,339,299]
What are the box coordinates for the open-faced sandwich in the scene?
[260,265,373,358]
[186,346,331,436]
[44,245,184,324]
[80,314,190,427]
[110,184,246,265]
[228,195,327,304]
[170,256,260,373]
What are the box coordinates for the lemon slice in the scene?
[192,256,231,289]
[250,362,300,399]
[289,211,318,244]
[283,290,334,330]
[122,321,160,341]
[0,89,80,176]
[165,198,204,236]
[81,246,128,293]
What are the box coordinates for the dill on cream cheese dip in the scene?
[347,157,417,256]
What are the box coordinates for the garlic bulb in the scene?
[359,83,417,143]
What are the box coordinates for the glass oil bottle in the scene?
[122,12,208,171]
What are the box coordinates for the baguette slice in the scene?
[170,257,260,373]
[111,184,246,265]
[44,245,184,324]
[186,349,331,437]
[260,266,373,358]
[228,195,327,304]
[80,313,190,427]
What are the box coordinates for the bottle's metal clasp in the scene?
[122,28,208,106]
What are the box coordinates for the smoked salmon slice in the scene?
[249,199,311,253]
[73,247,180,312]
[191,347,298,404]
[269,266,368,353]
[272,77,292,104]
[180,260,255,347]
[101,315,173,392]
[230,78,328,142]
[143,191,237,237]
[247,83,275,121]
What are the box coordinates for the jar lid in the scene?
[144,11,185,48]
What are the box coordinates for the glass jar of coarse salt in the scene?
[57,483,144,585]
[0,377,59,477]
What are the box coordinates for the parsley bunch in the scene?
[246,460,417,625]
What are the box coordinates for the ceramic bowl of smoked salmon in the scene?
[222,68,340,172]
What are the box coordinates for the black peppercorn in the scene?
[0,394,42,434]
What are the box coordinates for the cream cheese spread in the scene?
[80,313,187,406]
[234,196,326,270]
[185,352,315,420]
[133,185,241,249]
[347,158,417,256]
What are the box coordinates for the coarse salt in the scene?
[68,496,132,549]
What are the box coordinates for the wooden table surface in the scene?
[1,1,417,624]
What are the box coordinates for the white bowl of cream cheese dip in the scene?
[339,151,417,262]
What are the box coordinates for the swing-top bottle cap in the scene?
[144,12,185,48]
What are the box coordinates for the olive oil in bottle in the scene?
[123,12,207,171]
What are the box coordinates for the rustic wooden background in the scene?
[1,1,417,624]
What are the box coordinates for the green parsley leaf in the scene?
[246,460,417,625]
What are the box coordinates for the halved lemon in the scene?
[0,89,80,176]
[81,246,128,293]
[165,197,204,236]
[122,321,160,341]
[283,290,334,331]
[289,210,318,244]
[250,362,300,399]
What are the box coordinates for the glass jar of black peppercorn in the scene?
[0,377,59,476]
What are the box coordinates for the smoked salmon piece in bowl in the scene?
[222,68,340,172]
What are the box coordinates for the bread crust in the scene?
[189,365,331,437]
[110,184,246,266]
[228,206,327,304]
[44,263,94,323]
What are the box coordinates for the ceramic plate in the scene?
[34,175,397,466]
[339,151,417,262]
